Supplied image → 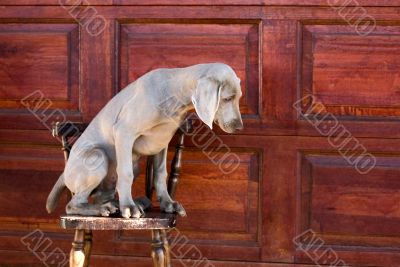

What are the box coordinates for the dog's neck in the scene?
[163,64,222,117]
[157,79,194,120]
[169,75,198,110]
[173,65,213,107]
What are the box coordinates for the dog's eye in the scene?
[223,96,234,102]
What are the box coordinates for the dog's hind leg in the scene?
[66,194,118,217]
[66,175,118,217]
[65,148,118,216]
[91,164,118,206]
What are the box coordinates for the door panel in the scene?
[301,24,400,118]
[0,22,80,129]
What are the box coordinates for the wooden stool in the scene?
[52,120,191,267]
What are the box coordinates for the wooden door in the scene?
[0,1,399,266]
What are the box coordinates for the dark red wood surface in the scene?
[0,1,399,266]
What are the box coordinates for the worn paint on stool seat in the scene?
[60,212,176,230]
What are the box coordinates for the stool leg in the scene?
[161,230,172,267]
[151,229,166,267]
[70,229,85,267]
[83,230,93,267]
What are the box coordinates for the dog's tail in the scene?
[46,173,66,213]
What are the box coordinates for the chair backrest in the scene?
[51,120,192,200]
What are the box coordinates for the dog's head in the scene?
[191,64,243,133]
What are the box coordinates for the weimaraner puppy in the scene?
[46,63,243,218]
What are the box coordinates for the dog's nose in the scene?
[234,119,244,131]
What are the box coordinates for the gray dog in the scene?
[46,63,243,218]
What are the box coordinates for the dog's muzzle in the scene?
[232,119,244,131]
[225,119,243,133]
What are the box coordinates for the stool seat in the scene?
[60,212,176,230]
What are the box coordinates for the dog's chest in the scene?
[132,123,178,155]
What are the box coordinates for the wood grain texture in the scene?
[0,250,316,267]
[300,153,400,242]
[0,23,79,101]
[301,24,400,118]
[0,22,80,130]
[0,3,400,267]
[3,0,400,6]
[259,136,400,266]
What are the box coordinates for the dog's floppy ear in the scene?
[191,77,221,129]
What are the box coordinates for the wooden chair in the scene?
[51,120,192,267]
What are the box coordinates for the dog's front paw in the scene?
[120,203,143,219]
[161,201,186,217]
